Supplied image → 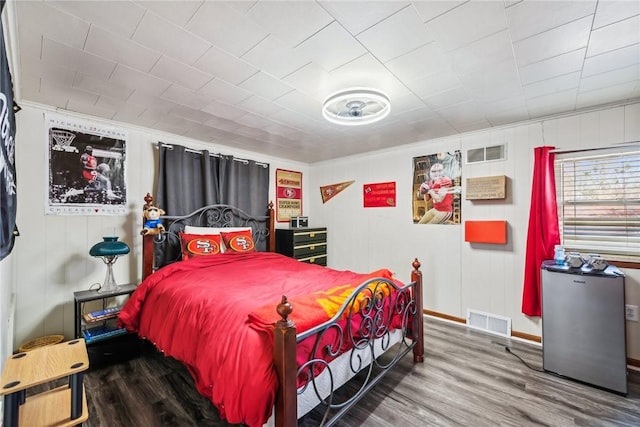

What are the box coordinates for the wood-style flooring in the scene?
[31,317,640,426]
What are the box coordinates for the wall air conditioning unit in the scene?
[466,309,512,337]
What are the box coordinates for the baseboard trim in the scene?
[423,309,640,367]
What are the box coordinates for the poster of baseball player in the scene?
[45,113,127,215]
[412,151,462,224]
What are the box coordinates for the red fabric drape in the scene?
[522,146,560,316]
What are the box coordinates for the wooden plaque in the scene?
[465,175,506,200]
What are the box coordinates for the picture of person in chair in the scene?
[418,162,454,224]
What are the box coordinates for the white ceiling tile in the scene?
[160,84,211,110]
[109,64,172,96]
[445,30,515,76]
[523,72,581,99]
[593,1,640,30]
[237,95,284,117]
[202,100,248,121]
[513,16,592,66]
[203,116,243,133]
[136,0,204,27]
[235,112,275,129]
[132,11,211,65]
[425,1,507,52]
[526,88,578,117]
[239,72,294,101]
[587,15,640,57]
[295,21,367,72]
[459,59,522,103]
[66,99,116,120]
[242,35,311,79]
[385,42,449,82]
[326,54,409,97]
[42,38,117,80]
[357,6,433,62]
[17,2,89,50]
[126,91,178,115]
[583,44,640,77]
[273,90,322,120]
[506,0,596,42]
[73,73,134,101]
[198,78,253,106]
[519,49,586,85]
[40,79,99,107]
[406,70,462,99]
[576,81,639,109]
[149,56,213,92]
[579,65,640,92]
[423,87,472,110]
[388,92,430,116]
[247,1,333,48]
[319,1,410,35]
[20,54,76,88]
[170,105,216,124]
[85,26,161,74]
[96,95,146,118]
[186,2,268,57]
[282,63,332,98]
[49,0,146,39]
[412,1,466,23]
[194,46,258,85]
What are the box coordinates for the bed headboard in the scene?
[141,193,275,280]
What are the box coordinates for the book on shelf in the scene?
[83,306,122,323]
[83,324,128,343]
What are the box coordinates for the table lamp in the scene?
[90,236,130,292]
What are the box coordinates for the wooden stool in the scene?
[0,338,89,427]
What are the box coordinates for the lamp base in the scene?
[98,257,119,293]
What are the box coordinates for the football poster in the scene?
[412,151,462,224]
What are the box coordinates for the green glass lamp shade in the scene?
[90,236,130,292]
[90,236,130,257]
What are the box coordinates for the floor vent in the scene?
[466,309,512,337]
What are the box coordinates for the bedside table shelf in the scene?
[73,284,140,367]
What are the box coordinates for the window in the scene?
[555,148,640,263]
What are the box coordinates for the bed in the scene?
[119,194,424,427]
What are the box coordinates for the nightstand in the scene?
[275,227,327,266]
[73,284,140,367]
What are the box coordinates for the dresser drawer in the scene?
[298,253,327,266]
[292,242,327,258]
[291,229,327,245]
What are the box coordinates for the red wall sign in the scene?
[363,181,396,207]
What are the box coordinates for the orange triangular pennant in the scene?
[320,181,355,204]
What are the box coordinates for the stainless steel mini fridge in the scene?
[541,260,627,394]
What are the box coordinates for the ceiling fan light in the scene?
[322,88,391,126]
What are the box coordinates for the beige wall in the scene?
[10,103,308,350]
[6,101,640,363]
[308,102,640,358]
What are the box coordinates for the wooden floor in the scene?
[35,317,640,426]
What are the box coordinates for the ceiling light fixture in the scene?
[322,88,391,126]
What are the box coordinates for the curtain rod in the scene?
[157,142,269,168]
[550,141,640,155]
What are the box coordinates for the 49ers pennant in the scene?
[320,180,354,204]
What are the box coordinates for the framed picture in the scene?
[275,168,302,222]
[412,151,462,224]
[45,113,127,215]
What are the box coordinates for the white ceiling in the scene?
[10,0,640,163]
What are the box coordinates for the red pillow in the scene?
[220,230,255,253]
[180,233,222,260]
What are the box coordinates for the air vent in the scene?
[466,309,511,337]
[466,144,506,164]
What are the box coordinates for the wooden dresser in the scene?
[275,227,327,266]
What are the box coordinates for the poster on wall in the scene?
[412,150,462,224]
[45,113,127,215]
[275,168,302,222]
[363,181,396,207]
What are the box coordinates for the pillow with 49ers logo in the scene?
[180,233,222,260]
[220,230,255,253]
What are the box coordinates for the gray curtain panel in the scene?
[156,142,269,217]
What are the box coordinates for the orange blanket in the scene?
[248,268,395,334]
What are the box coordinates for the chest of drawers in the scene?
[275,227,327,266]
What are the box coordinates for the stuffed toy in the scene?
[141,205,166,235]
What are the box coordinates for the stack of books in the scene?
[82,324,128,343]
[82,306,121,323]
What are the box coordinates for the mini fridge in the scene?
[541,260,627,394]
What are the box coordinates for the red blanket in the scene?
[118,252,400,427]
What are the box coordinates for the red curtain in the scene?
[522,146,560,316]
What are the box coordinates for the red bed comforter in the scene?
[118,251,398,427]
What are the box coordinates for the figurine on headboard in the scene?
[141,204,166,235]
